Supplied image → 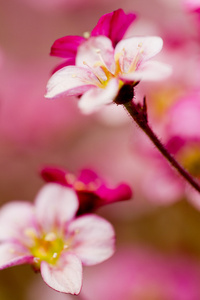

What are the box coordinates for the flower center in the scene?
[25,229,67,268]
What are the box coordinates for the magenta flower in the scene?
[40,167,133,216]
[46,34,171,113]
[0,184,115,294]
[50,9,137,71]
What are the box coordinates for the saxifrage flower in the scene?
[45,34,171,113]
[0,184,115,294]
[40,167,133,215]
[50,9,137,71]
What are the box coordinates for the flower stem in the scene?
[123,97,200,193]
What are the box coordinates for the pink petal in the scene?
[76,36,115,76]
[91,9,137,47]
[0,242,33,270]
[35,184,78,232]
[120,60,172,82]
[96,183,133,205]
[45,66,99,99]
[77,168,99,184]
[68,215,115,265]
[0,201,35,242]
[78,78,119,114]
[40,253,82,294]
[50,35,85,59]
[40,167,70,187]
[115,36,164,73]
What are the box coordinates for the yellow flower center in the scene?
[24,228,69,268]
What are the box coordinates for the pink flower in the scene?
[184,0,200,13]
[0,184,115,294]
[46,34,171,113]
[82,247,200,300]
[40,167,133,215]
[50,9,137,71]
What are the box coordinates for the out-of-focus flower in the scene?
[131,92,200,206]
[0,184,115,294]
[183,0,200,13]
[82,246,200,300]
[46,34,171,113]
[50,9,137,71]
[40,167,133,215]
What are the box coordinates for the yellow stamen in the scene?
[83,31,90,39]
[65,173,76,185]
[24,228,37,239]
[44,232,56,242]
[74,181,86,191]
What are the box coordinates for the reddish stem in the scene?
[123,98,200,194]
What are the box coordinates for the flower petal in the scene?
[40,253,82,294]
[68,215,115,265]
[91,9,137,47]
[120,60,172,82]
[50,35,85,59]
[115,36,164,73]
[96,183,133,205]
[45,66,99,99]
[0,201,35,242]
[40,167,70,187]
[76,36,115,76]
[78,78,119,114]
[0,242,33,270]
[35,184,78,232]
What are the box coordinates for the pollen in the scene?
[83,31,90,39]
[33,257,40,264]
[9,248,15,253]
[45,232,56,242]
[24,228,37,239]
[66,173,76,185]
[74,181,86,191]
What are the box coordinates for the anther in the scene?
[83,31,90,39]
[45,232,56,242]
[33,257,40,264]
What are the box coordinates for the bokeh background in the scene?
[1,0,200,299]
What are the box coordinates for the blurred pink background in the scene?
[1,0,200,299]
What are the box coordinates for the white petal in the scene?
[41,253,82,295]
[45,66,99,98]
[76,36,115,78]
[78,78,119,114]
[116,36,163,61]
[0,201,35,241]
[68,215,115,265]
[120,60,172,82]
[35,184,78,232]
[0,242,32,270]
